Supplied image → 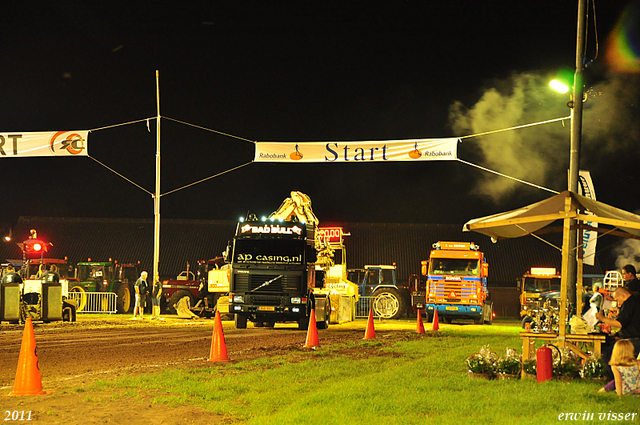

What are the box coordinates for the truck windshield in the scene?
[523,277,561,293]
[430,258,479,276]
[77,265,104,281]
[233,239,304,265]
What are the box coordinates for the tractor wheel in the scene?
[68,283,87,312]
[115,283,132,314]
[235,314,247,329]
[371,288,405,320]
[62,302,77,322]
[168,290,195,315]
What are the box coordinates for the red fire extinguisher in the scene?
[536,345,553,382]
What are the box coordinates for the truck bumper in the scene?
[426,303,482,318]
[230,294,328,322]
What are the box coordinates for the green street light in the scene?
[549,79,570,94]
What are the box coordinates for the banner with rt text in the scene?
[254,138,458,163]
[578,170,597,267]
[0,131,88,157]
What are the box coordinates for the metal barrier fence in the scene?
[67,292,117,314]
[355,296,377,318]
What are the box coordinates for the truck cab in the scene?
[418,241,492,325]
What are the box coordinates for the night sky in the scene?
[2,1,639,237]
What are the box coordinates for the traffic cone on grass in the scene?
[5,318,50,396]
[304,309,320,348]
[416,309,425,334]
[431,309,440,331]
[363,309,376,340]
[206,311,230,362]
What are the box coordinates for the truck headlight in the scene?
[291,297,302,304]
[292,307,300,313]
[233,295,244,303]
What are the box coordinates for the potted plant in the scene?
[495,348,521,379]
[581,357,605,381]
[522,359,536,380]
[466,345,497,379]
[466,354,494,379]
[554,358,582,381]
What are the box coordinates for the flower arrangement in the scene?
[553,346,581,380]
[581,357,605,379]
[466,345,497,378]
[495,348,521,378]
[522,359,536,376]
[466,354,494,374]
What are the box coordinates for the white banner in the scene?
[0,131,88,157]
[578,170,597,266]
[254,138,458,163]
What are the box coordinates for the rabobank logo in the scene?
[258,152,288,159]
[49,131,86,155]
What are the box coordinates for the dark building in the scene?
[1,217,604,318]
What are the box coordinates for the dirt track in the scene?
[0,315,421,424]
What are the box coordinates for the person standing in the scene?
[43,264,60,283]
[151,276,163,320]
[133,271,148,320]
[589,283,604,312]
[1,265,23,284]
[622,264,640,295]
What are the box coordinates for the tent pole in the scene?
[567,0,588,309]
[153,70,161,285]
[559,195,572,346]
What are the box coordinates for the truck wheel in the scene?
[317,300,330,329]
[473,315,483,324]
[235,314,247,329]
[298,315,309,330]
[168,290,195,315]
[68,283,87,312]
[371,288,405,320]
[115,283,132,314]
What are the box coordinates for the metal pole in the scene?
[153,70,161,284]
[566,0,587,312]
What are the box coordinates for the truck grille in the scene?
[233,273,302,293]
[429,279,479,304]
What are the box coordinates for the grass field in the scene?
[85,320,640,425]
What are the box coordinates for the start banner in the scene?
[0,131,88,157]
[254,138,458,163]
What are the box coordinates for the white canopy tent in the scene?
[463,190,640,344]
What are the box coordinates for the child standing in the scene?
[599,339,640,395]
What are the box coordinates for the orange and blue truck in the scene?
[411,241,492,324]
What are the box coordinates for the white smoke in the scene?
[613,239,640,272]
[448,71,640,204]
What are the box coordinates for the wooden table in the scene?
[520,332,607,360]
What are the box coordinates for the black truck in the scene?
[227,218,329,330]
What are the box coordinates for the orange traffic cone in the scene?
[416,309,425,334]
[5,318,50,396]
[363,309,376,340]
[431,309,440,331]
[304,309,320,348]
[206,311,230,362]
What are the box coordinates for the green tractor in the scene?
[71,261,140,313]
